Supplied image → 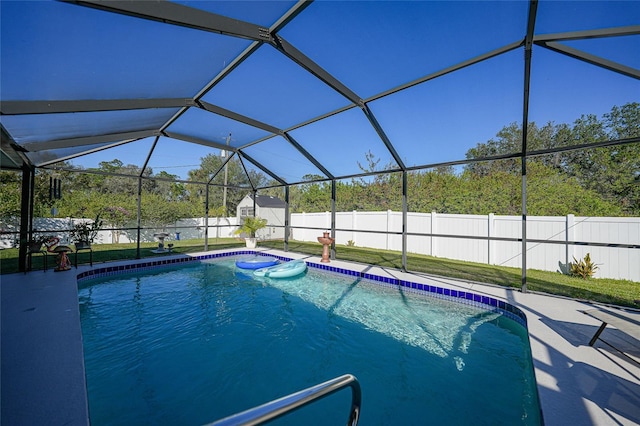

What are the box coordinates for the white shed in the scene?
[236,194,286,240]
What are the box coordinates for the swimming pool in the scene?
[78,254,541,425]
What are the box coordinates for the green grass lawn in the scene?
[261,241,639,309]
[0,238,244,275]
[2,239,638,308]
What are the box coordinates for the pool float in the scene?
[253,259,307,278]
[235,255,279,270]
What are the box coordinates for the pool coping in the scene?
[2,248,639,425]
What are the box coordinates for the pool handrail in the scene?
[206,373,361,426]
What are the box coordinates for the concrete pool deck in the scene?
[2,248,639,425]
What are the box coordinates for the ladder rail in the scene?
[207,374,361,426]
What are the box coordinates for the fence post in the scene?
[431,211,437,257]
[352,210,357,245]
[326,211,331,233]
[387,210,392,250]
[566,214,575,266]
[488,213,494,265]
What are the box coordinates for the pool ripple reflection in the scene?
[79,259,541,426]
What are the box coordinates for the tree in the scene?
[464,103,639,215]
[187,153,257,216]
[525,162,623,216]
[464,122,521,176]
[348,151,400,211]
[141,193,181,229]
[408,168,475,214]
[32,169,57,217]
[0,171,22,220]
[562,103,640,214]
[103,206,132,243]
[605,102,640,140]
[154,171,187,201]
[290,175,331,213]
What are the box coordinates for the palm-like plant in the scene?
[234,216,267,239]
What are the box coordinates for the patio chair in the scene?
[25,241,48,273]
[582,308,640,350]
[74,241,93,268]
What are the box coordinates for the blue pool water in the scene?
[79,258,541,425]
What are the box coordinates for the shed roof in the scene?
[251,194,286,209]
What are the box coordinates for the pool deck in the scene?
[2,248,639,425]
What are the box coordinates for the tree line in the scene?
[282,103,638,216]
[1,103,637,232]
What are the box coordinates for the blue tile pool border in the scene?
[77,250,527,327]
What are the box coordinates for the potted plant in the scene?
[234,216,267,248]
[70,214,103,249]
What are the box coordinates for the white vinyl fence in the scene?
[291,211,640,282]
[0,217,239,247]
[3,212,638,281]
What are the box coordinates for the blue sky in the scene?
[1,0,638,182]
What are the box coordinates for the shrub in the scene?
[570,253,599,279]
[70,214,103,243]
[234,216,267,238]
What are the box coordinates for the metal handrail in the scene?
[206,374,361,426]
